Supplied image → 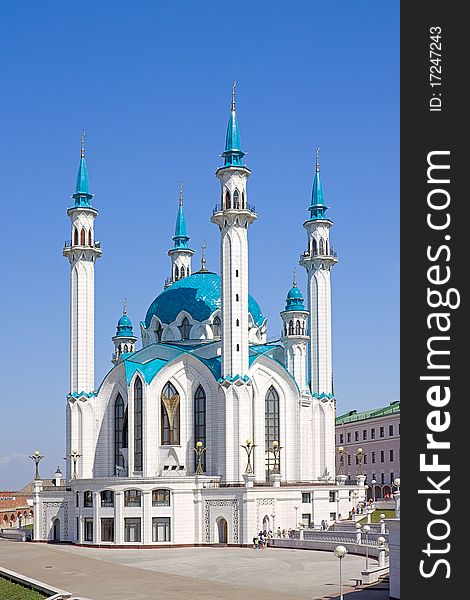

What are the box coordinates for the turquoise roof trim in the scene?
[285,284,305,311]
[73,157,93,208]
[222,110,246,168]
[172,200,190,249]
[308,166,329,220]
[115,312,135,338]
[144,271,265,328]
[67,390,98,400]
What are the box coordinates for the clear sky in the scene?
[0,1,399,489]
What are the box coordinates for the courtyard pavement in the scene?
[0,538,386,600]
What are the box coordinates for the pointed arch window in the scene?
[134,378,143,471]
[194,385,206,472]
[312,238,318,255]
[161,382,180,445]
[225,190,231,209]
[233,189,240,209]
[88,230,92,246]
[288,320,294,335]
[155,322,164,343]
[74,228,79,246]
[295,320,301,335]
[319,238,324,255]
[180,266,185,278]
[80,228,86,246]
[242,191,245,208]
[212,316,221,337]
[114,394,125,472]
[265,386,280,478]
[174,265,179,281]
[179,317,191,340]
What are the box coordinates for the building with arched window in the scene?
[35,88,363,546]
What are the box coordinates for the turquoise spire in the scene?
[285,271,305,311]
[221,81,246,168]
[73,131,93,208]
[172,184,190,249]
[115,300,134,338]
[308,146,329,220]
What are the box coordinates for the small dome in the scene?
[115,312,134,337]
[284,279,305,312]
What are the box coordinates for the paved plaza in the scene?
[0,538,375,600]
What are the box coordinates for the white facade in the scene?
[37,98,364,546]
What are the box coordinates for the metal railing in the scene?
[64,240,101,249]
[213,202,256,214]
[299,247,338,261]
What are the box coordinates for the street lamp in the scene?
[29,450,44,480]
[362,524,371,570]
[193,441,206,475]
[377,536,387,567]
[68,449,81,479]
[371,479,377,502]
[240,439,256,474]
[337,446,346,475]
[355,447,366,475]
[270,440,282,475]
[334,545,348,600]
[294,505,299,528]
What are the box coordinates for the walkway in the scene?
[0,539,373,600]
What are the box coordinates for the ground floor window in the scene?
[84,518,93,542]
[76,517,79,540]
[124,517,141,542]
[301,513,311,527]
[329,512,336,521]
[101,518,114,542]
[152,517,171,542]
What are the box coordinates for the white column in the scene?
[115,491,123,544]
[93,491,100,544]
[142,490,152,544]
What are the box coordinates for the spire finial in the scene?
[123,298,127,315]
[293,270,297,287]
[81,130,86,159]
[231,80,237,112]
[201,240,207,272]
[315,145,320,172]
[179,182,184,206]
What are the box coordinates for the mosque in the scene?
[33,86,365,546]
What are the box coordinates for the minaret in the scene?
[112,301,137,365]
[299,147,338,396]
[211,82,256,379]
[63,132,102,394]
[280,272,310,393]
[165,184,194,288]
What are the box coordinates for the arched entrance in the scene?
[52,518,60,542]
[216,517,228,544]
[262,515,270,532]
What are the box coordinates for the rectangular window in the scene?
[84,518,93,542]
[364,454,367,464]
[76,492,79,507]
[302,492,311,504]
[101,518,114,542]
[363,429,367,440]
[339,433,344,444]
[347,432,351,442]
[371,428,376,439]
[380,451,385,463]
[124,490,142,507]
[389,424,394,436]
[101,490,114,507]
[354,431,359,441]
[84,491,93,508]
[347,455,351,466]
[152,489,170,507]
[380,427,384,438]
[390,449,394,462]
[381,473,385,484]
[398,423,400,434]
[76,517,79,540]
[329,512,336,522]
[152,517,171,542]
[329,491,336,502]
[390,472,395,484]
[124,518,141,542]
[301,513,311,527]
[372,452,376,464]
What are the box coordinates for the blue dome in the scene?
[144,272,265,328]
[285,284,305,311]
[115,313,134,337]
[287,286,303,300]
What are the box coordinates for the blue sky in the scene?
[0,1,399,489]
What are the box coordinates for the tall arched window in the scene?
[265,386,280,478]
[212,316,221,337]
[325,240,329,255]
[174,265,179,280]
[295,320,301,335]
[233,189,240,208]
[180,265,185,278]
[134,378,143,471]
[155,322,164,343]
[80,228,86,245]
[114,394,125,471]
[161,382,180,445]
[242,191,245,208]
[194,385,206,472]
[319,238,324,255]
[88,230,92,246]
[288,320,294,335]
[74,228,79,246]
[179,317,191,340]
[225,190,231,209]
[312,238,318,255]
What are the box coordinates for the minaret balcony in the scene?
[212,201,256,215]
[64,239,101,250]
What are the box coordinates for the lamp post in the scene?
[271,512,276,533]
[377,536,387,567]
[380,513,386,534]
[362,524,371,570]
[355,521,362,544]
[334,545,347,600]
[270,440,282,475]
[193,441,206,475]
[241,439,256,474]
[29,450,44,480]
[371,479,377,502]
[393,477,401,518]
[337,446,346,474]
[294,505,299,528]
[68,449,81,480]
[355,447,366,476]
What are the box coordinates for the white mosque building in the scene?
[33,87,365,546]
